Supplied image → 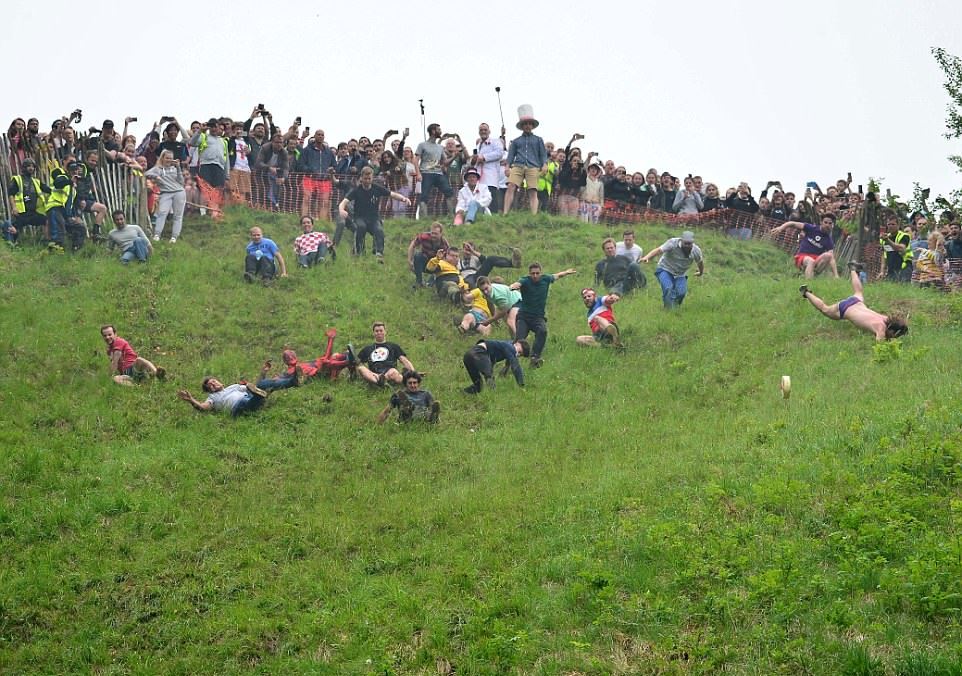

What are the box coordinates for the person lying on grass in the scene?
[376,370,440,424]
[800,262,908,341]
[101,324,165,386]
[178,378,269,417]
[576,288,622,347]
[256,329,357,391]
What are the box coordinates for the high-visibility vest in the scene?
[46,182,74,211]
[198,132,229,160]
[538,160,558,194]
[11,175,47,215]
[880,230,913,268]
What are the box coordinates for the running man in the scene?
[800,263,908,341]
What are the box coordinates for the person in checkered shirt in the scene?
[294,215,333,267]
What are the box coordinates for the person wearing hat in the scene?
[454,166,492,225]
[503,105,548,215]
[7,158,51,245]
[640,231,704,309]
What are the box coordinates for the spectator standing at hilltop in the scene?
[503,105,547,215]
[649,173,677,212]
[145,150,187,243]
[416,123,454,217]
[473,122,506,214]
[295,129,336,221]
[673,176,704,215]
[188,118,230,217]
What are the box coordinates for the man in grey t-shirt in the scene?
[106,210,152,263]
[415,123,453,216]
[640,231,704,308]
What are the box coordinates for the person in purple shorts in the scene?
[800,262,908,341]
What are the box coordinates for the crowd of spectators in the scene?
[3,106,960,289]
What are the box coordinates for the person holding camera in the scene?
[878,211,913,282]
[188,118,230,218]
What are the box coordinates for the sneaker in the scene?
[848,261,864,272]
[463,385,480,395]
[169,237,177,244]
[376,373,386,387]
[376,253,384,264]
[345,343,356,364]
[799,284,809,298]
[152,235,160,242]
[155,367,167,381]
[428,401,441,423]
[530,356,544,369]
[245,382,268,397]
[511,247,522,268]
[262,277,274,287]
[244,271,254,283]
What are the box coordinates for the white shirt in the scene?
[456,183,492,213]
[475,137,504,187]
[616,242,643,263]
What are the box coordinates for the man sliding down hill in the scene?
[800,262,908,341]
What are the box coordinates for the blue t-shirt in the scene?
[246,237,279,261]
[798,223,833,256]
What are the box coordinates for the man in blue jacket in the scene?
[296,129,337,221]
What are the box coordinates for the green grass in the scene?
[2,209,962,674]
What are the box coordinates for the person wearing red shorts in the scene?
[296,130,337,220]
[771,214,839,279]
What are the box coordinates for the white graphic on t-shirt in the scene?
[370,346,390,363]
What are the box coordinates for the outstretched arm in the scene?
[177,390,212,411]
[376,404,393,424]
[640,247,663,264]
[553,268,577,279]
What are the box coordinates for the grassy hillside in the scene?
[2,209,962,674]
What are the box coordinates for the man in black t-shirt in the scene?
[356,322,417,386]
[338,166,411,261]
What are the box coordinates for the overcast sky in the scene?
[8,0,961,203]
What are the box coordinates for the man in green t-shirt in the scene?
[509,262,577,367]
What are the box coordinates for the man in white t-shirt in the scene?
[615,229,643,263]
[230,123,252,203]
[178,378,269,417]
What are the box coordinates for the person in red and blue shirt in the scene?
[576,288,622,347]
[770,214,839,279]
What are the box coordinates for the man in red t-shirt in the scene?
[406,221,449,288]
[101,324,165,385]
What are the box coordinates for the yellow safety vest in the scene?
[11,175,47,215]
[46,183,74,210]
[538,161,558,194]
[198,132,229,160]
